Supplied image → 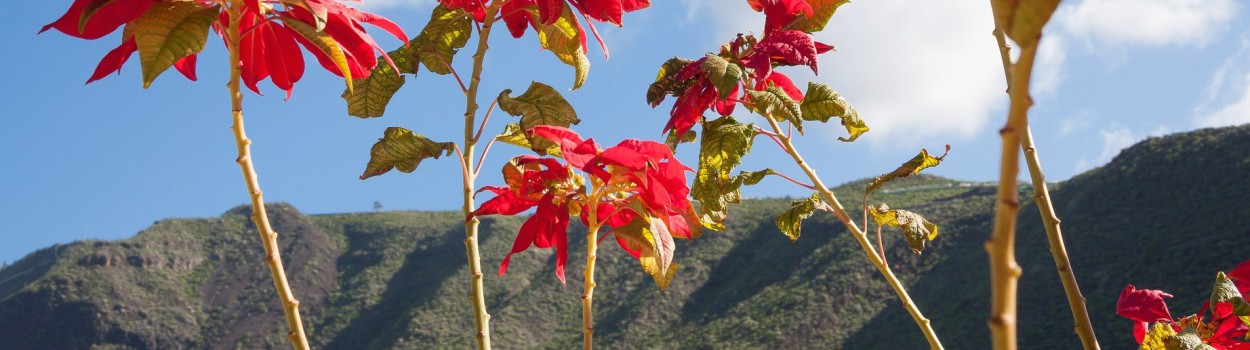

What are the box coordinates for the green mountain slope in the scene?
[2,125,1247,349]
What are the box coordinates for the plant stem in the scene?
[992,28,1100,350]
[582,190,603,350]
[460,2,506,349]
[986,35,1039,350]
[762,116,944,350]
[225,4,309,349]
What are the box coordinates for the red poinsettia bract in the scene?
[1116,263,1250,349]
[470,126,698,287]
[649,1,832,139]
[446,0,649,56]
[43,0,407,99]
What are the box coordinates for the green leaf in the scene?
[747,86,804,134]
[868,204,939,254]
[612,202,678,290]
[647,57,695,106]
[280,16,355,93]
[1139,322,1175,350]
[497,82,582,155]
[1210,272,1250,326]
[359,127,456,180]
[131,2,218,88]
[343,46,414,118]
[413,5,472,75]
[991,0,1060,48]
[701,54,742,100]
[776,192,823,242]
[494,123,563,157]
[530,6,590,89]
[790,0,850,33]
[664,129,697,150]
[691,117,762,230]
[865,145,950,196]
[1162,330,1214,350]
[800,82,869,142]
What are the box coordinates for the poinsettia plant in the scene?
[43,0,409,348]
[345,0,655,348]
[1117,260,1250,350]
[643,0,949,347]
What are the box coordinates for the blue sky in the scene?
[2,0,1247,265]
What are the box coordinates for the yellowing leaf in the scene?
[790,0,850,33]
[865,145,950,196]
[1139,322,1176,350]
[1162,330,1212,350]
[413,5,472,75]
[131,2,218,88]
[497,82,581,155]
[991,0,1060,48]
[343,47,413,118]
[282,0,328,31]
[691,116,763,231]
[494,123,563,156]
[747,86,804,134]
[531,6,589,89]
[613,204,679,290]
[280,17,355,93]
[868,204,939,254]
[664,128,697,150]
[776,192,823,242]
[800,82,868,142]
[1210,272,1250,326]
[701,54,742,100]
[359,127,456,179]
[647,57,695,106]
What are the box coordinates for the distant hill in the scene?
[2,125,1248,349]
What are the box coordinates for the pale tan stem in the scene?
[986,36,1039,350]
[762,116,944,350]
[582,191,602,350]
[460,2,507,349]
[225,4,309,349]
[993,28,1100,350]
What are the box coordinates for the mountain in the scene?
[2,125,1248,349]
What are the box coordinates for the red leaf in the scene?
[748,29,820,76]
[577,0,624,26]
[263,19,306,100]
[528,125,602,171]
[240,12,270,94]
[664,83,716,138]
[1116,285,1174,324]
[537,0,565,25]
[173,54,198,81]
[815,41,834,54]
[86,38,137,84]
[1210,302,1250,347]
[501,0,535,38]
[508,198,571,284]
[1230,259,1250,295]
[42,0,155,40]
[441,0,487,22]
[1132,321,1147,344]
[756,71,803,101]
[471,186,540,217]
[713,83,738,116]
[747,0,813,36]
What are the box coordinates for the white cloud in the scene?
[1058,112,1090,135]
[1058,0,1236,48]
[1032,33,1068,97]
[687,1,1007,147]
[1193,38,1250,127]
[1072,126,1171,174]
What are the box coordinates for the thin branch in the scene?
[436,55,468,93]
[472,99,499,143]
[992,27,1100,350]
[454,144,472,185]
[474,137,498,177]
[769,170,816,190]
[762,115,944,350]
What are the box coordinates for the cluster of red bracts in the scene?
[651,0,832,139]
[1117,260,1250,349]
[470,126,697,285]
[42,0,406,99]
[441,0,650,59]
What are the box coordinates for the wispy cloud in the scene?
[1058,0,1237,48]
[1193,38,1250,128]
[1072,125,1171,174]
[1032,33,1068,98]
